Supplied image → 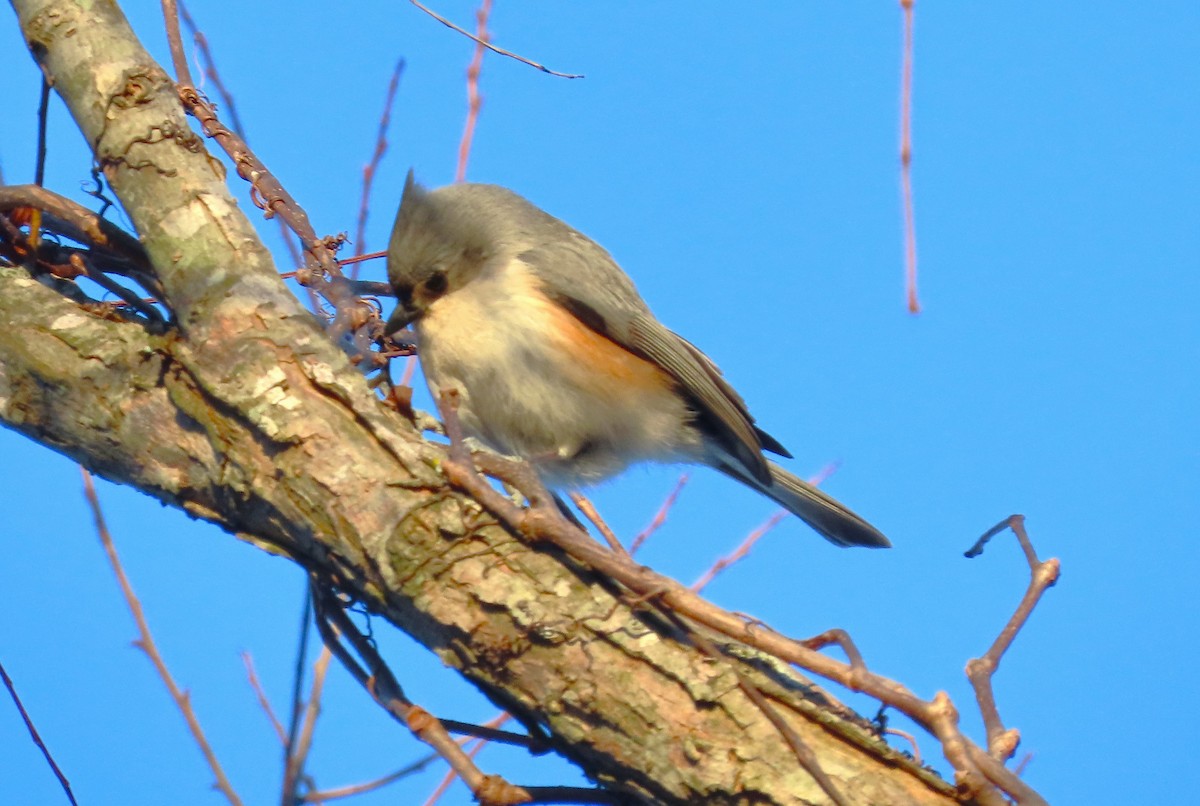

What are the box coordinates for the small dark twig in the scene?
[309,578,536,804]
[0,659,78,806]
[35,77,51,188]
[408,0,583,79]
[282,589,314,803]
[283,645,333,805]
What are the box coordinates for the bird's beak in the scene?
[385,303,420,336]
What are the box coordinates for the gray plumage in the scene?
[386,172,889,549]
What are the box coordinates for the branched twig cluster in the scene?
[160,0,410,377]
[308,576,622,805]
[434,390,1055,806]
[0,185,166,329]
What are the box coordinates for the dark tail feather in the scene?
[720,461,891,548]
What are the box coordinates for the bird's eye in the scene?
[424,271,448,296]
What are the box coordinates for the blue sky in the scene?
[2,3,1197,804]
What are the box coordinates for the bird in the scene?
[384,172,889,548]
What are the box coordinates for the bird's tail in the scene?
[720,461,891,548]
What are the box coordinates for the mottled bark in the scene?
[1,1,960,802]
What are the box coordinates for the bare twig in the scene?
[964,515,1060,761]
[800,629,868,674]
[283,646,334,804]
[302,752,443,802]
[81,468,244,806]
[408,0,583,79]
[241,652,288,745]
[690,510,787,593]
[691,464,838,591]
[422,713,512,806]
[899,0,921,314]
[569,492,631,559]
[309,579,534,805]
[161,0,365,336]
[433,406,1051,805]
[884,727,922,764]
[352,59,406,278]
[0,184,163,302]
[177,0,245,136]
[0,659,78,806]
[35,77,51,188]
[455,0,491,183]
[628,474,688,555]
[174,0,307,277]
[282,591,314,803]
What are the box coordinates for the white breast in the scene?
[416,258,700,485]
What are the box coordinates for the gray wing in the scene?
[518,231,785,485]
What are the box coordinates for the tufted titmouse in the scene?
[385,173,889,548]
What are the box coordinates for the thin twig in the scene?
[690,510,787,593]
[283,646,333,804]
[800,629,868,673]
[628,474,688,555]
[352,59,406,278]
[408,0,583,79]
[455,0,490,183]
[81,468,244,806]
[690,464,838,591]
[964,515,1060,761]
[160,0,195,86]
[569,492,631,559]
[282,589,314,803]
[422,713,512,806]
[302,752,443,802]
[884,728,922,764]
[309,579,534,804]
[241,652,288,745]
[899,0,921,314]
[174,0,308,281]
[35,77,51,188]
[177,0,246,136]
[0,659,78,806]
